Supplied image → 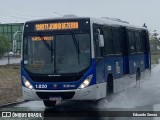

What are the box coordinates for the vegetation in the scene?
[0,35,10,58]
[149,30,160,64]
[0,64,22,105]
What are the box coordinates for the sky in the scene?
[0,0,159,33]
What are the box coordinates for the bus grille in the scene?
[36,92,75,100]
[29,75,82,82]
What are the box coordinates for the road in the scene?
[1,64,160,120]
[0,57,21,65]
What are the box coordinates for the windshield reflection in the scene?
[23,33,91,74]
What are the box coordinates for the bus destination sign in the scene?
[32,36,54,41]
[35,22,79,31]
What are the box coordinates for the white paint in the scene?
[107,66,112,71]
[22,82,106,101]
[90,17,147,31]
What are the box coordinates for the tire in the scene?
[136,69,140,81]
[43,100,56,107]
[136,69,141,87]
[107,75,113,96]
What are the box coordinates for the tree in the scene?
[0,35,10,58]
[149,30,160,52]
[149,30,160,64]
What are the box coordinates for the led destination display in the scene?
[35,22,79,31]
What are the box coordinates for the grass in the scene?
[0,64,23,105]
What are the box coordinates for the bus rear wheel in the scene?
[43,100,56,107]
[136,68,141,86]
[136,69,141,81]
[107,75,113,96]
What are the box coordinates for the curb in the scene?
[0,100,28,109]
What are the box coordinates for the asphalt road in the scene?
[1,64,160,120]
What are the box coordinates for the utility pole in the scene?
[12,31,21,57]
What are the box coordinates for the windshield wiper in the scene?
[37,34,52,51]
[37,34,54,65]
[71,33,80,64]
[41,38,52,51]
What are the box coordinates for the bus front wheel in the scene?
[43,100,56,107]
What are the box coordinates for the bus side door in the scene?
[141,30,150,69]
[120,27,129,75]
[93,24,105,84]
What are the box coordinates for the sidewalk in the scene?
[0,57,21,65]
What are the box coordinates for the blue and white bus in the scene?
[21,16,151,107]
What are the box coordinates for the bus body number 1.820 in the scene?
[35,84,48,89]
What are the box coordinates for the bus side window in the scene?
[134,31,143,53]
[141,30,149,53]
[103,27,114,55]
[120,27,128,55]
[93,26,101,58]
[128,30,136,54]
[112,27,122,54]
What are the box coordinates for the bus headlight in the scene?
[79,75,93,89]
[22,76,33,89]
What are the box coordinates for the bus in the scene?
[21,16,151,107]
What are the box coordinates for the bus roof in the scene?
[90,17,147,30]
[25,16,147,31]
[25,17,90,23]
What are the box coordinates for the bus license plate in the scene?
[49,97,62,101]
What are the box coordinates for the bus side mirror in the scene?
[98,35,104,47]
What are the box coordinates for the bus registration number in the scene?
[35,84,47,89]
[49,97,62,101]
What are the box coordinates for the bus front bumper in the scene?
[22,83,106,101]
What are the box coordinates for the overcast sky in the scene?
[0,0,159,33]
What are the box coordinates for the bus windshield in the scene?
[23,33,91,74]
